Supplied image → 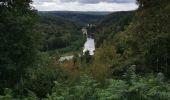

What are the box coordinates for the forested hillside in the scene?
[96,11,134,47]
[39,11,110,24]
[0,0,170,100]
[37,16,85,54]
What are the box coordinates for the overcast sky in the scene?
[32,0,138,11]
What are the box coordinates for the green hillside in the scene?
[39,11,110,24]
[37,16,85,54]
[95,11,134,47]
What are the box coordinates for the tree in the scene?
[0,0,42,91]
[112,0,170,75]
[92,41,118,82]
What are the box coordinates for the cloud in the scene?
[33,0,54,5]
[32,0,138,11]
[60,0,100,4]
[60,0,136,4]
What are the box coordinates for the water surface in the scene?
[83,38,95,55]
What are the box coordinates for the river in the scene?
[83,37,95,55]
[59,26,95,61]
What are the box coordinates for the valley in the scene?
[0,0,170,99]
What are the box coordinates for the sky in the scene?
[32,0,138,11]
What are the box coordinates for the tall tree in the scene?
[0,0,42,91]
[115,0,170,74]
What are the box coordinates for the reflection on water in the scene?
[83,38,95,55]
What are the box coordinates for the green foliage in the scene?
[97,80,128,100]
[0,88,37,100]
[46,75,98,100]
[14,52,60,98]
[145,34,170,73]
[45,66,170,100]
[137,0,170,9]
[82,51,93,64]
[95,11,134,47]
[92,41,118,81]
[37,16,85,54]
[0,88,14,100]
[1,0,170,99]
[0,0,42,92]
[96,0,170,75]
[1,66,170,100]
[123,65,137,84]
[97,66,170,100]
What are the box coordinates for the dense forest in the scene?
[39,11,110,24]
[0,0,170,100]
[37,16,85,54]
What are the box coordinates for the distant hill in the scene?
[38,11,111,24]
[97,11,134,30]
[95,11,135,47]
